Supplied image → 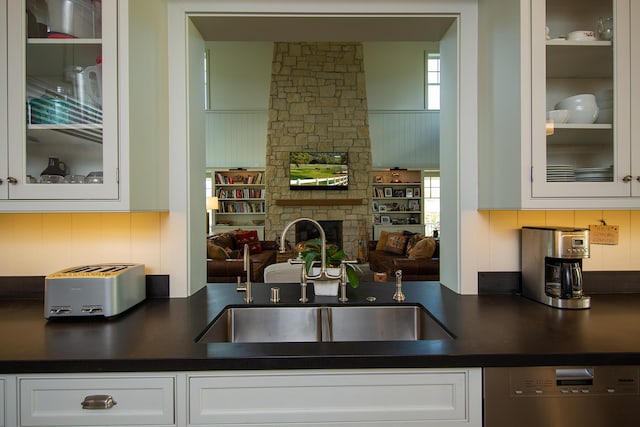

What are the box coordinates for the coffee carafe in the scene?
[522,226,590,309]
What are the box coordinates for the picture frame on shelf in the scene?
[393,189,405,198]
[374,175,383,183]
[373,214,381,224]
[380,216,391,224]
[414,188,421,197]
[373,201,379,212]
[409,200,420,211]
[384,187,393,197]
[378,204,387,212]
[406,189,413,198]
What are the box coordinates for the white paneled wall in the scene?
[478,210,640,272]
[5,210,640,278]
[205,110,440,169]
[369,111,440,168]
[205,111,268,167]
[0,213,166,276]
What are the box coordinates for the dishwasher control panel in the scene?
[509,366,639,397]
[485,366,640,427]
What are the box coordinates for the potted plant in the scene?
[299,238,360,295]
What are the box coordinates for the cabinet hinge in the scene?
[116,168,119,184]
[531,166,534,182]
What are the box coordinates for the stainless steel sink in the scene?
[197,304,453,343]
[326,305,453,341]
[197,306,322,343]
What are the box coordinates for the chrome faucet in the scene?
[280,218,344,302]
[242,243,252,303]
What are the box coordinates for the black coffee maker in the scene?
[521,226,590,309]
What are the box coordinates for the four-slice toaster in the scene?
[44,263,146,319]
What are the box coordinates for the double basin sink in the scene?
[197,304,453,343]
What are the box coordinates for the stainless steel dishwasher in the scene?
[484,366,640,427]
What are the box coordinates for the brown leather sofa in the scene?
[368,234,439,281]
[206,231,278,283]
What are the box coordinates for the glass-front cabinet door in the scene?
[0,0,7,194]
[531,0,632,199]
[632,0,640,193]
[4,0,117,200]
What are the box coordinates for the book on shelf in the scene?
[218,201,265,213]
[215,171,264,185]
[216,188,264,199]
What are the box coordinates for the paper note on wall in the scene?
[589,224,619,245]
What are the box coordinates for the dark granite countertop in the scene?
[1,282,639,374]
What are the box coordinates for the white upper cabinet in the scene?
[0,0,7,199]
[631,0,640,192]
[1,0,168,211]
[479,0,639,209]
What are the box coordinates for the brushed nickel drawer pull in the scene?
[81,394,117,409]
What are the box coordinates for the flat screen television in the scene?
[289,151,349,190]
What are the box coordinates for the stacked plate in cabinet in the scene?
[547,165,575,182]
[575,166,613,182]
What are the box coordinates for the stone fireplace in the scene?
[296,220,343,249]
[265,42,372,258]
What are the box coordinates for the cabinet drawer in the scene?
[19,376,175,426]
[189,369,472,425]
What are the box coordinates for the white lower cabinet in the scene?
[188,368,482,426]
[0,378,5,427]
[1,368,482,426]
[17,374,176,427]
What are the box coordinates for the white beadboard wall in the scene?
[0,212,166,276]
[4,210,640,278]
[369,111,440,169]
[205,111,268,167]
[478,210,640,272]
[205,110,439,169]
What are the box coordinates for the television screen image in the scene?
[289,152,349,190]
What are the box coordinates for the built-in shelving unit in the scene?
[371,168,424,238]
[210,168,266,238]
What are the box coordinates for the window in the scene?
[426,53,440,111]
[204,49,210,109]
[423,171,440,237]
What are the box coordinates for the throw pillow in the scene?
[375,230,390,251]
[234,229,262,255]
[405,234,424,256]
[383,232,409,255]
[208,232,235,251]
[408,236,437,258]
[206,241,230,260]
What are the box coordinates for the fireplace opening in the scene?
[296,220,343,249]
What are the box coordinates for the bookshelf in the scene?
[210,168,266,238]
[371,169,424,238]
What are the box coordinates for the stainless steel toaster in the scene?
[44,264,146,319]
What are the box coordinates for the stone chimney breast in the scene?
[265,42,372,258]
